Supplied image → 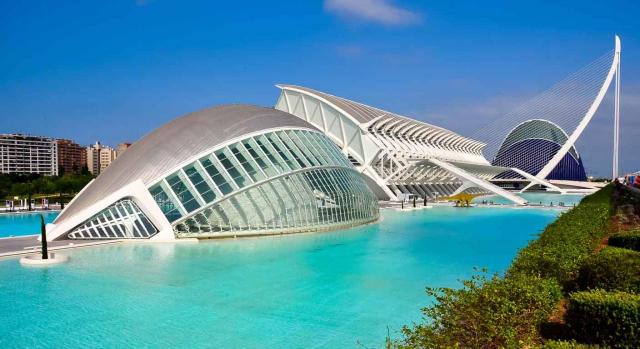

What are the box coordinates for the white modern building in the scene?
[47,105,379,241]
[479,36,621,191]
[273,38,622,200]
[492,120,588,182]
[274,85,527,205]
[0,134,58,176]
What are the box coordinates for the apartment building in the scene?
[0,134,58,175]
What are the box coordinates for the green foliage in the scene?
[536,340,599,348]
[0,173,94,201]
[566,290,640,348]
[608,231,640,252]
[392,185,640,348]
[574,247,640,293]
[508,185,614,287]
[393,273,562,349]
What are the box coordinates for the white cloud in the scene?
[324,0,421,26]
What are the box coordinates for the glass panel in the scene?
[183,164,216,203]
[276,131,309,168]
[242,138,278,177]
[230,143,265,182]
[255,135,289,173]
[166,173,200,213]
[286,130,321,166]
[149,183,182,222]
[266,133,300,170]
[300,131,331,166]
[200,156,234,194]
[216,148,249,188]
[314,132,349,166]
[68,199,159,239]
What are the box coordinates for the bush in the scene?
[566,290,640,348]
[509,186,613,287]
[537,340,598,348]
[614,183,640,208]
[609,231,640,252]
[574,247,640,293]
[393,273,562,349]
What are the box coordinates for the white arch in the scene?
[535,36,621,179]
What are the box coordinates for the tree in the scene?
[55,176,74,209]
[12,182,33,210]
[0,174,11,198]
[40,215,48,259]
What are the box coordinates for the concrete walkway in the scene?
[0,236,119,258]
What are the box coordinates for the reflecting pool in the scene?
[0,207,559,348]
[0,211,59,238]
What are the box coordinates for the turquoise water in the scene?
[0,211,59,238]
[0,207,559,348]
[473,192,585,206]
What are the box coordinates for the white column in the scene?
[613,43,621,179]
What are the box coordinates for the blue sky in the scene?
[1,0,638,176]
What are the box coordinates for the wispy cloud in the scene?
[324,0,421,26]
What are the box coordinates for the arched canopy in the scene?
[54,105,320,227]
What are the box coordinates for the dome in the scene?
[492,119,587,181]
[49,105,379,241]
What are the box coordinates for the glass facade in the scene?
[148,129,378,238]
[174,168,378,237]
[67,199,158,239]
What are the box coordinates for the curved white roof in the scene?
[496,119,580,160]
[55,105,317,225]
[276,84,486,154]
[277,84,446,126]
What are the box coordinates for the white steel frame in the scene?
[275,85,524,203]
[533,36,621,183]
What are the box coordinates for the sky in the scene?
[1,0,638,177]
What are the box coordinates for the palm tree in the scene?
[40,215,48,259]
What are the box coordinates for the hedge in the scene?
[573,247,640,293]
[509,185,613,287]
[566,290,640,348]
[392,186,622,348]
[537,340,598,348]
[394,273,562,349]
[608,231,640,252]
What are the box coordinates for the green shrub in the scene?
[537,340,599,348]
[509,185,613,287]
[614,183,640,208]
[566,290,640,348]
[609,231,640,252]
[573,247,640,293]
[393,273,562,349]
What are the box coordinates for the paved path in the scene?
[0,236,119,258]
